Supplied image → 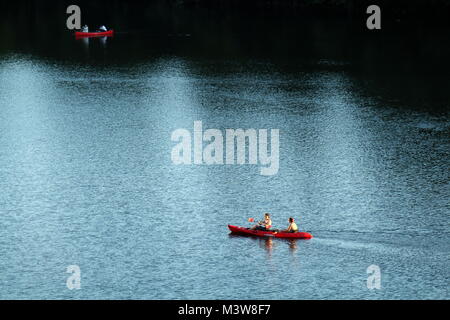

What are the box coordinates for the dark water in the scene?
[0,12,449,299]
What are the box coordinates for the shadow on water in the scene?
[228,233,305,255]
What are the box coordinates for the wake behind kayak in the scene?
[228,225,312,239]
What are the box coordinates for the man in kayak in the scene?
[251,213,272,231]
[97,25,108,32]
[281,217,299,233]
[81,25,89,33]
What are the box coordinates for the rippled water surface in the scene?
[0,23,449,299]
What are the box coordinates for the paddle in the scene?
[248,218,265,224]
[247,217,281,233]
[247,217,266,228]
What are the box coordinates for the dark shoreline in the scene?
[2,0,450,81]
[2,0,450,26]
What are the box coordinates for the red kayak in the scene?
[75,30,114,38]
[228,225,312,239]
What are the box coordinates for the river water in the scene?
[0,14,449,299]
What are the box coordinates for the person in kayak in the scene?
[281,217,299,233]
[97,25,108,32]
[81,25,89,33]
[251,213,272,231]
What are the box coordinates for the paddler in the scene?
[281,217,299,233]
[251,213,272,231]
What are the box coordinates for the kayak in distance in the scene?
[75,30,114,38]
[228,225,312,239]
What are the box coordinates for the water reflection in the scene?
[286,239,298,252]
[0,48,448,299]
[78,37,89,54]
[75,36,110,54]
[229,233,303,257]
[99,37,108,47]
[259,237,273,256]
[228,234,274,253]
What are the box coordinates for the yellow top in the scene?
[290,222,298,232]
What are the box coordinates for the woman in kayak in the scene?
[281,217,299,233]
[251,213,272,231]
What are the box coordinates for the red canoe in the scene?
[75,30,114,38]
[228,225,312,239]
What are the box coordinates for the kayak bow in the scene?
[228,225,312,239]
